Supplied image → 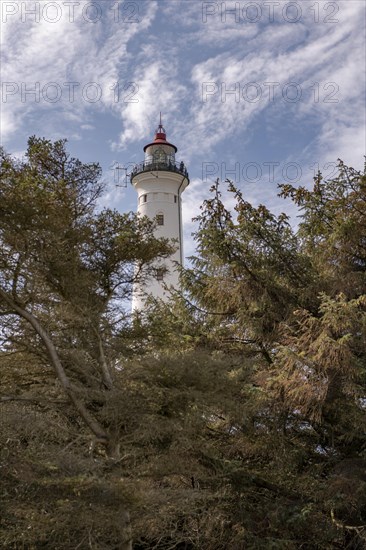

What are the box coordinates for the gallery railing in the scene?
[130,160,189,181]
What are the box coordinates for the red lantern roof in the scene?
[143,117,177,153]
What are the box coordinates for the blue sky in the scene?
[1,0,365,258]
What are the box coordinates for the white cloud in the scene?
[2,0,364,256]
[1,0,159,142]
[175,0,366,164]
[112,50,187,150]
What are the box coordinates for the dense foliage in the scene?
[0,140,365,549]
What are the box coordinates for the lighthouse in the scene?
[131,118,189,311]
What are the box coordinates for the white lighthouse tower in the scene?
[131,118,189,311]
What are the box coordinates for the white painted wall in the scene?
[131,169,189,311]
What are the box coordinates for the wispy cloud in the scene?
[1,0,158,141]
[1,0,364,256]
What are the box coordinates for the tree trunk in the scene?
[97,332,114,390]
[121,511,133,550]
[0,288,110,444]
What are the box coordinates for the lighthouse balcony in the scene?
[130,159,189,181]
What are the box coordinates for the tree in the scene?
[1,150,365,549]
[0,136,174,459]
[181,178,317,358]
[177,162,366,546]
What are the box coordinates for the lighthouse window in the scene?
[140,194,147,204]
[153,147,166,164]
[174,195,177,203]
[156,267,165,281]
[156,213,164,226]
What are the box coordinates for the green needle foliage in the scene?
[1,142,365,549]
